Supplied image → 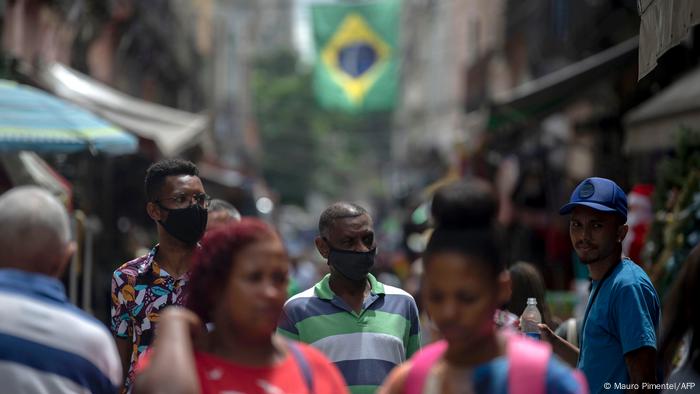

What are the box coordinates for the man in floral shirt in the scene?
[110,159,210,393]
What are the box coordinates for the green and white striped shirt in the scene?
[278,273,421,394]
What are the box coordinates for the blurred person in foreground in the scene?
[111,159,210,393]
[659,243,700,392]
[0,186,122,393]
[134,218,347,394]
[380,181,587,394]
[540,177,660,393]
[206,198,241,231]
[428,178,520,330]
[278,202,421,394]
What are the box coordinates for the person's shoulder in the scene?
[613,259,658,294]
[5,297,120,376]
[6,286,112,339]
[617,259,651,280]
[284,286,317,308]
[545,356,587,394]
[60,306,117,348]
[382,284,416,301]
[113,252,154,279]
[382,284,419,317]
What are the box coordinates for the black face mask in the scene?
[158,204,208,245]
[325,240,377,282]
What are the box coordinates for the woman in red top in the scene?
[135,218,348,394]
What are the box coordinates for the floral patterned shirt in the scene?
[110,245,190,394]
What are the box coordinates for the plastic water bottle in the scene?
[520,297,542,340]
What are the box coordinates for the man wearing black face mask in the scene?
[110,159,209,394]
[278,202,421,394]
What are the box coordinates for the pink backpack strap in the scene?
[403,340,448,394]
[507,334,551,394]
[571,369,589,394]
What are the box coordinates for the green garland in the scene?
[646,128,700,299]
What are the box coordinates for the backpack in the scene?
[403,334,586,394]
[288,341,314,394]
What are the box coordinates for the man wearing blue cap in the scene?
[540,177,660,393]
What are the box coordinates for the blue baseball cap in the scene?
[559,177,627,220]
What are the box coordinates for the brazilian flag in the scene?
[311,0,400,112]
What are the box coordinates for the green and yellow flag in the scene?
[311,0,400,112]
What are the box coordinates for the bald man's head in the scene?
[0,186,75,277]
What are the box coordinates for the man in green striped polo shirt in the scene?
[278,202,421,394]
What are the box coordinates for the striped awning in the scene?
[37,63,209,158]
[0,79,138,155]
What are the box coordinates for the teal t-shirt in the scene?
[577,258,660,393]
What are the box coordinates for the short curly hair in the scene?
[186,218,278,323]
[144,159,199,202]
[318,202,368,237]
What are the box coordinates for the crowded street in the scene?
[1,1,699,394]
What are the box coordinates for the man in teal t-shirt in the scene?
[541,177,660,394]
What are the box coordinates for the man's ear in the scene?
[146,201,163,222]
[315,236,329,259]
[52,241,77,278]
[618,223,629,243]
[496,270,512,307]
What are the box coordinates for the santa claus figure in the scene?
[622,184,654,265]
